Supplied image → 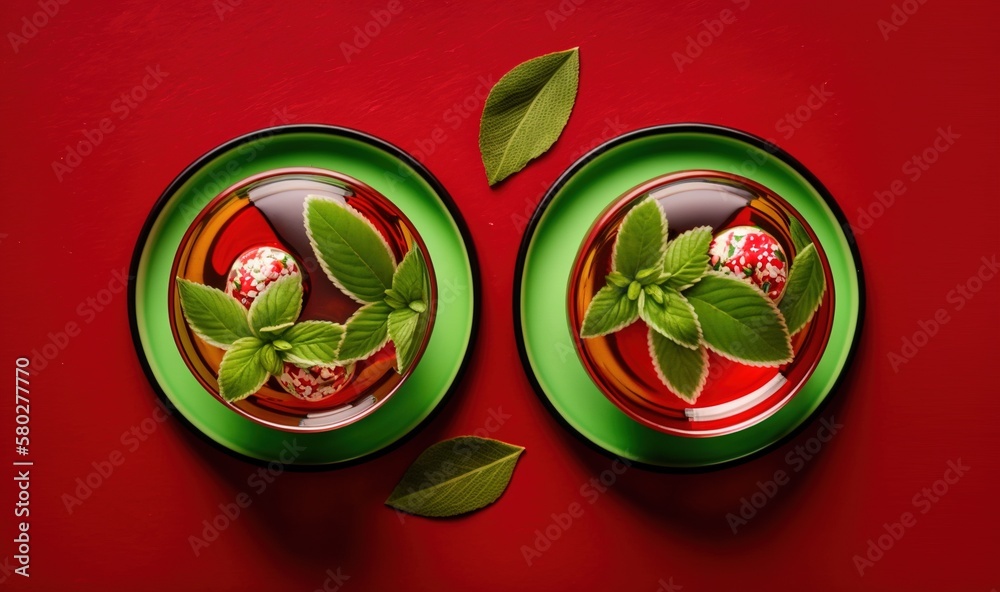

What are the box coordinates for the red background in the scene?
[2,0,998,590]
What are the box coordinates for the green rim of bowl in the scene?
[128,125,478,466]
[514,124,863,470]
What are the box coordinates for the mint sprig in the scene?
[176,274,345,402]
[304,196,432,374]
[580,198,799,403]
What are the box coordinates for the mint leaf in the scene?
[388,307,428,374]
[479,48,579,185]
[247,274,302,336]
[386,437,524,518]
[175,278,252,349]
[338,300,393,362]
[639,286,701,349]
[662,226,712,290]
[613,198,667,279]
[217,336,269,402]
[304,196,397,303]
[580,285,639,338]
[789,216,811,252]
[779,243,827,335]
[647,329,709,403]
[685,272,792,365]
[280,320,344,367]
[391,248,429,309]
[259,344,284,376]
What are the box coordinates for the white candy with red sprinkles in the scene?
[225,246,300,309]
[709,226,788,300]
[277,362,357,402]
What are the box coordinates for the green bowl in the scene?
[514,124,864,470]
[128,125,478,466]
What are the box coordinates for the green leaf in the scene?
[386,437,524,518]
[175,278,252,349]
[280,321,345,367]
[338,300,393,362]
[388,307,428,374]
[639,287,701,349]
[685,272,793,366]
[647,329,709,403]
[580,285,639,338]
[247,274,302,336]
[304,196,397,303]
[789,216,812,252]
[779,243,827,335]
[479,48,580,185]
[613,198,667,279]
[217,337,269,402]
[663,226,713,290]
[259,344,284,376]
[391,248,429,308]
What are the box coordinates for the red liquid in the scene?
[169,168,436,432]
[569,171,834,436]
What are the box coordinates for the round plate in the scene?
[129,125,478,466]
[514,124,863,470]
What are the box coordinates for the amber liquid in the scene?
[170,169,436,431]
[569,171,834,436]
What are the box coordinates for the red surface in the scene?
[1,0,998,590]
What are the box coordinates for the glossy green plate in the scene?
[514,124,863,470]
[129,125,478,466]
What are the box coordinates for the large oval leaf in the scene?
[386,437,524,518]
[175,278,252,349]
[479,48,580,185]
[304,196,396,303]
[684,272,793,366]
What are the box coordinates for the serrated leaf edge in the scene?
[175,278,250,350]
[639,287,702,350]
[647,328,709,404]
[663,225,713,291]
[611,197,668,277]
[303,194,397,304]
[691,271,794,368]
[780,243,827,335]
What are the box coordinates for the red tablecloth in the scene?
[2,0,997,589]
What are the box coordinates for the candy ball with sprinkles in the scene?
[225,246,300,308]
[709,226,788,300]
[277,362,357,402]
